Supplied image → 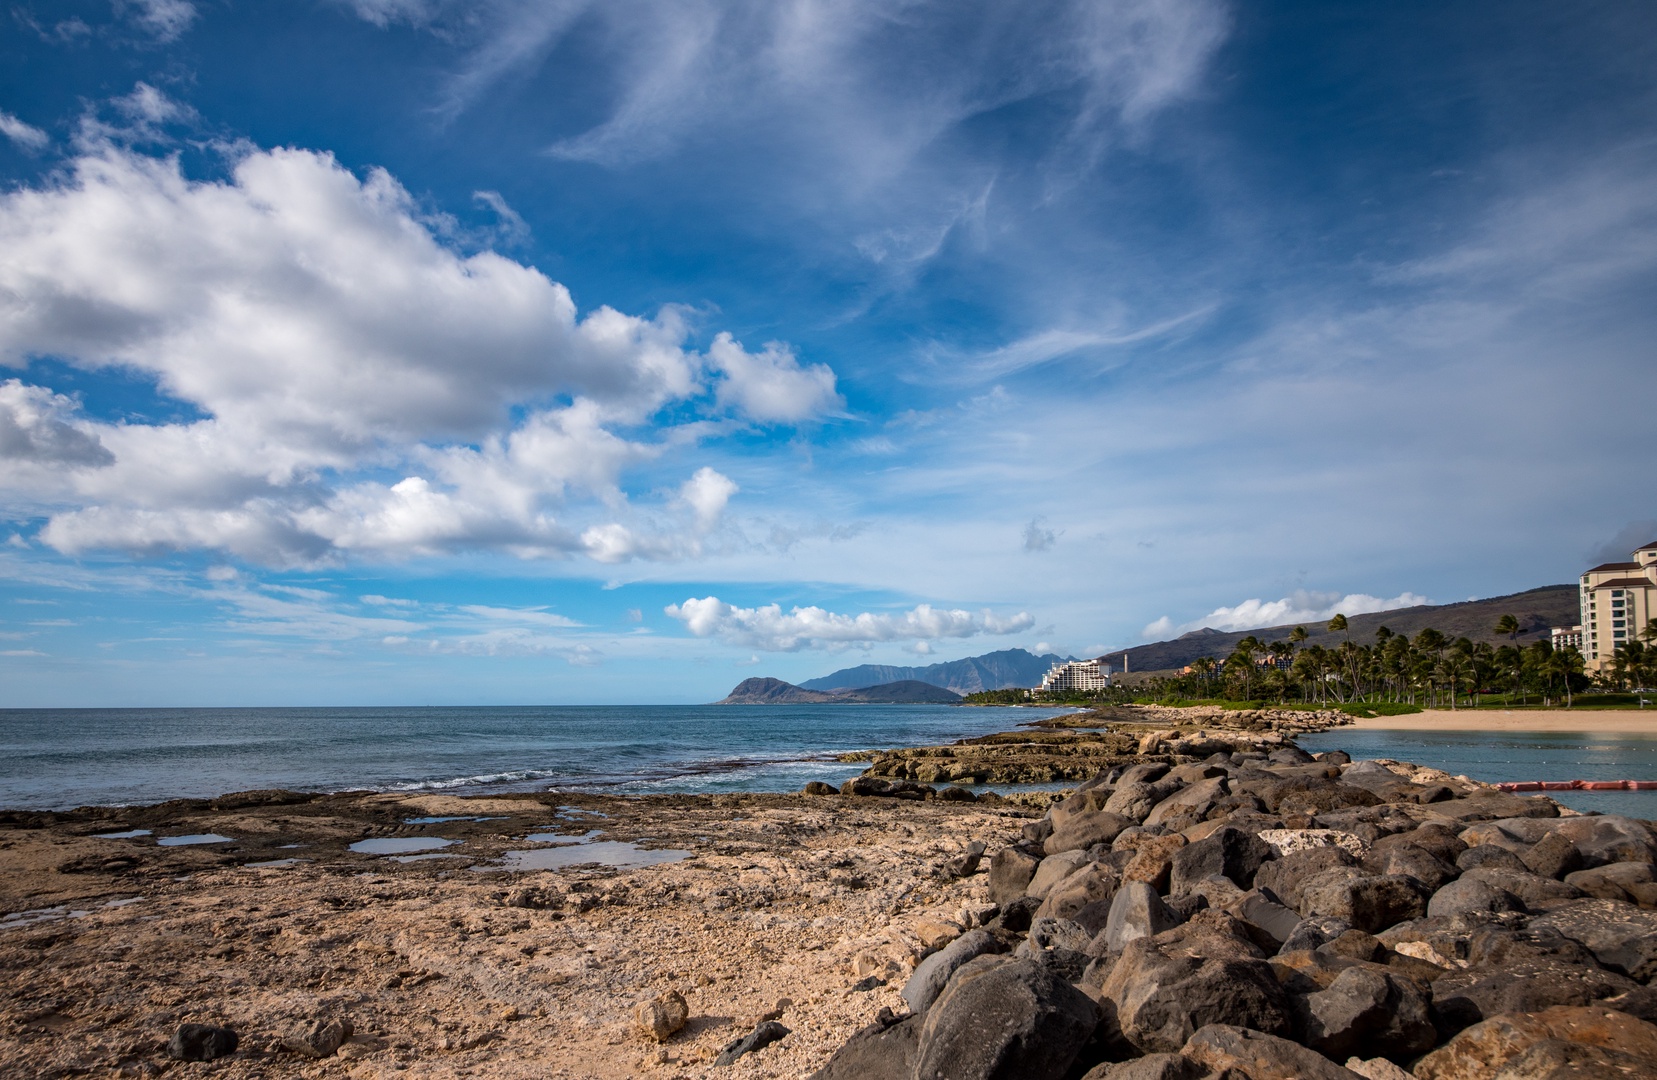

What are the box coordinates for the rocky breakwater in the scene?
[849,717,1323,787]
[810,743,1657,1079]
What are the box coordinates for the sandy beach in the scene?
[1348,708,1657,734]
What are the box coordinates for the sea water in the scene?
[0,704,1068,810]
[1299,728,1657,818]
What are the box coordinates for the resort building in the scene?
[1550,625,1583,652]
[1580,541,1657,670]
[1040,659,1110,694]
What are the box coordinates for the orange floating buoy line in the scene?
[1495,780,1657,792]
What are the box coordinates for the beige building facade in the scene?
[1580,541,1657,670]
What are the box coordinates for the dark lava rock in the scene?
[801,781,837,795]
[1278,915,1351,954]
[1078,1053,1207,1080]
[168,1024,238,1062]
[1523,830,1586,880]
[1298,871,1427,932]
[1298,963,1437,1061]
[1168,826,1273,895]
[1254,847,1359,911]
[1456,845,1529,875]
[988,847,1041,906]
[1097,938,1291,1054]
[1045,812,1135,857]
[1427,877,1524,920]
[714,1020,790,1066]
[912,957,1099,1080]
[808,1014,918,1080]
[945,840,989,878]
[903,928,1003,1014]
[1363,840,1459,893]
[993,894,1042,933]
[1530,899,1657,982]
[1430,957,1640,1034]
[1183,1023,1363,1080]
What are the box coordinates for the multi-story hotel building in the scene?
[1040,659,1110,694]
[1580,541,1657,670]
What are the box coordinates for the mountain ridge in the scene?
[799,648,1073,695]
[1102,584,1579,675]
[715,678,963,705]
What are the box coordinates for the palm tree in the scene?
[1494,615,1522,702]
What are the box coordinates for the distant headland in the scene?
[715,677,963,705]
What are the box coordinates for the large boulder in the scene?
[1459,866,1583,910]
[1079,1053,1206,1080]
[1298,964,1437,1062]
[989,847,1041,906]
[1565,861,1657,905]
[1101,881,1180,954]
[1455,845,1529,874]
[1182,1024,1364,1080]
[1107,781,1180,823]
[1255,847,1360,911]
[1298,871,1428,932]
[1530,898,1657,982]
[1429,956,1640,1034]
[1168,826,1273,896]
[1028,851,1093,900]
[903,929,1005,1014]
[1120,833,1188,893]
[1461,815,1657,868]
[1144,777,1229,829]
[1046,812,1135,857]
[1362,839,1458,893]
[1522,830,1586,880]
[1414,1004,1657,1080]
[1426,877,1523,920]
[1097,938,1292,1054]
[913,957,1099,1080]
[1036,862,1121,932]
[808,1014,920,1080]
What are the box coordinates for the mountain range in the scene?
[715,678,963,705]
[798,648,1073,695]
[1100,584,1579,675]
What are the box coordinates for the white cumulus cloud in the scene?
[1142,589,1432,639]
[665,596,1035,652]
[0,104,832,566]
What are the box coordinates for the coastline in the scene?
[6,703,1657,1078]
[1347,707,1657,734]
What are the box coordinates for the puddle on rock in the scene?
[484,840,690,872]
[524,830,604,845]
[95,829,152,839]
[403,815,505,824]
[390,853,467,863]
[1,906,90,929]
[244,858,306,869]
[555,807,609,820]
[156,834,234,847]
[349,837,456,855]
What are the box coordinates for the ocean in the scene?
[4,705,1656,820]
[0,704,1071,811]
[1298,728,1657,818]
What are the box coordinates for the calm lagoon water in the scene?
[0,704,1069,811]
[1298,727,1657,818]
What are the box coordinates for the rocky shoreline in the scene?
[3,706,1656,1078]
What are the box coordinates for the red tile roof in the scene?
[1588,562,1641,572]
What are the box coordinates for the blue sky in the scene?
[0,0,1653,706]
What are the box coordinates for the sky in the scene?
[0,0,1654,706]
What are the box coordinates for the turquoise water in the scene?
[0,704,1068,810]
[1298,728,1657,819]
